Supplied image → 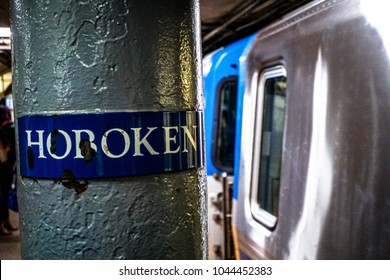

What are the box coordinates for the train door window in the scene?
[212,76,238,173]
[251,66,286,228]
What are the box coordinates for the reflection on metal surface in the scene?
[360,0,390,59]
[232,0,390,259]
[288,49,333,259]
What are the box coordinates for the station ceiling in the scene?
[200,0,312,54]
[0,0,312,72]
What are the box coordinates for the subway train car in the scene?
[204,0,390,259]
[203,34,256,260]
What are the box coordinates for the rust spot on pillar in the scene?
[79,138,96,163]
[56,169,89,195]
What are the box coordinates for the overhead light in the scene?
[0,28,11,50]
[0,28,10,38]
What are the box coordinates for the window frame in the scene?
[211,75,239,174]
[250,65,287,229]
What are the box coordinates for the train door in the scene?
[203,35,255,259]
[233,0,390,260]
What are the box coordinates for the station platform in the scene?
[0,210,21,260]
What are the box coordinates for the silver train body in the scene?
[206,0,390,259]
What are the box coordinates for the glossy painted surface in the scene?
[12,0,207,259]
[234,0,390,259]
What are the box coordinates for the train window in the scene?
[251,66,286,228]
[212,76,238,173]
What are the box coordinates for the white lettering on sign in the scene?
[181,125,197,152]
[72,129,97,159]
[46,130,72,159]
[25,126,198,160]
[163,126,180,154]
[26,130,47,158]
[101,128,131,158]
[131,127,159,156]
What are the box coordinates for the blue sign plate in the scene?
[18,111,204,179]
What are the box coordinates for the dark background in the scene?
[0,0,312,73]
